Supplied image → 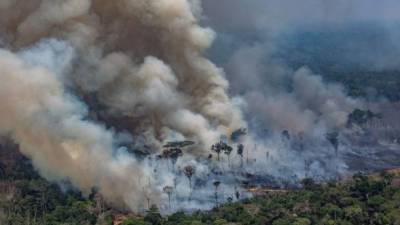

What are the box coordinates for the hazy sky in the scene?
[202,0,400,31]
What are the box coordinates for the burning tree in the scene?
[183,165,196,190]
[163,186,174,209]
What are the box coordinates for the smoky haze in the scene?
[202,0,400,133]
[202,0,400,30]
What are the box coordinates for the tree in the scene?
[234,186,240,200]
[304,160,312,178]
[163,186,173,209]
[161,148,183,170]
[212,141,233,163]
[352,172,371,200]
[301,178,315,190]
[380,171,394,186]
[223,145,233,166]
[213,181,221,207]
[122,219,151,225]
[237,144,244,167]
[348,109,380,126]
[211,142,223,161]
[293,218,311,225]
[326,132,339,156]
[183,165,196,190]
[144,205,163,225]
[344,205,365,224]
[282,130,291,140]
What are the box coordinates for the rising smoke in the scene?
[0,0,246,212]
[0,0,395,213]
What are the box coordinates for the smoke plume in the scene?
[0,0,246,211]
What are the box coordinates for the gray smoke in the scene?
[0,0,246,211]
[224,42,361,136]
[201,0,400,136]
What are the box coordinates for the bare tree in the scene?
[211,142,223,161]
[235,188,240,200]
[224,145,233,166]
[237,144,244,167]
[183,165,196,190]
[163,186,173,209]
[161,148,183,170]
[212,141,233,163]
[213,180,221,207]
[282,130,291,140]
[326,132,339,156]
[304,159,312,178]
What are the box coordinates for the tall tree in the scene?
[213,180,221,207]
[326,132,339,156]
[237,144,244,167]
[224,145,233,166]
[183,165,196,190]
[163,186,173,209]
[211,142,223,161]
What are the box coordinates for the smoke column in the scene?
[0,0,246,211]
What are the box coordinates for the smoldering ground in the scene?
[0,0,399,213]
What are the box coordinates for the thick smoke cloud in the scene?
[0,0,244,147]
[0,0,246,211]
[0,46,156,210]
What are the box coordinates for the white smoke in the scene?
[0,46,162,210]
[0,0,246,211]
